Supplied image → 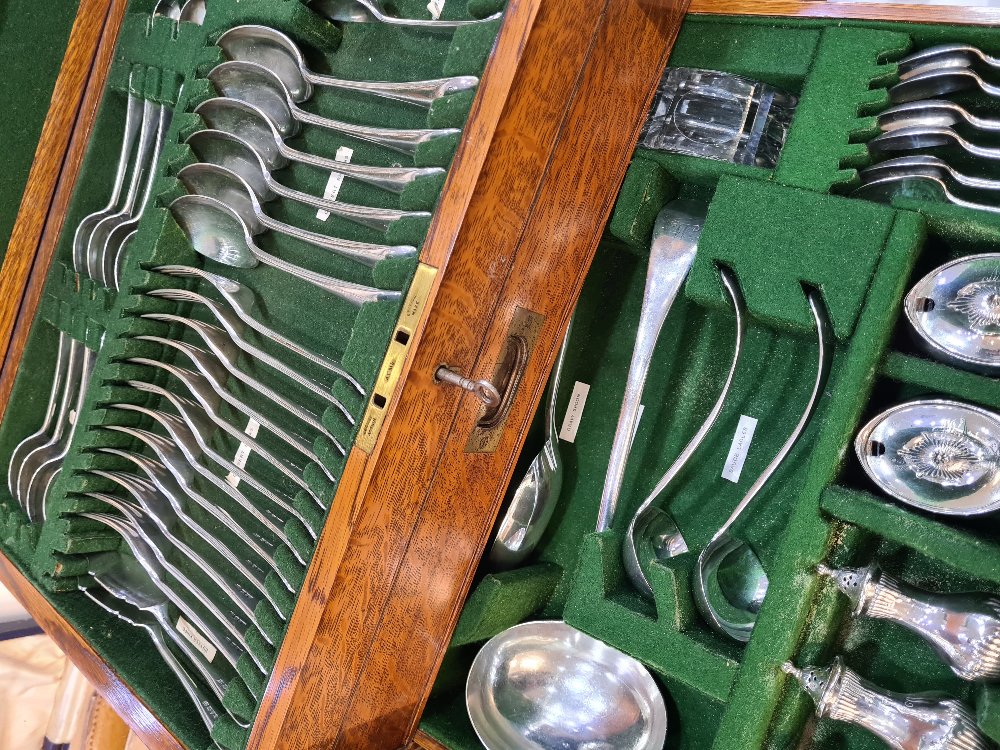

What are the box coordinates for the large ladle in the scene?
[877,99,1000,136]
[193,98,441,194]
[465,200,712,750]
[176,163,414,265]
[623,266,747,599]
[853,172,1000,215]
[208,61,458,154]
[169,194,402,304]
[218,25,478,106]
[693,287,833,642]
[185,130,429,232]
[890,62,1000,104]
[313,0,502,28]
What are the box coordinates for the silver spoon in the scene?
[89,463,285,611]
[898,43,1000,78]
[170,194,402,304]
[693,287,833,642]
[890,63,1000,104]
[314,0,502,27]
[151,264,358,384]
[624,266,747,600]
[595,199,708,534]
[179,0,205,23]
[878,99,1000,135]
[185,130,429,233]
[853,172,1000,214]
[139,307,355,421]
[868,124,1000,162]
[152,0,182,19]
[194,98,442,194]
[217,25,478,106]
[176,163,414,265]
[209,61,459,154]
[488,317,573,570]
[859,155,1000,193]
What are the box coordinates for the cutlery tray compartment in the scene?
[420,14,1000,750]
[0,0,503,748]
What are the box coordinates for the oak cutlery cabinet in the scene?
[4,1,1000,750]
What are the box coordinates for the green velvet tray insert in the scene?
[420,13,1000,750]
[0,1,502,748]
[0,0,83,261]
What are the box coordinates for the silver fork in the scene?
[86,489,276,639]
[139,310,355,422]
[94,447,291,595]
[132,334,345,455]
[124,354,335,488]
[152,265,359,382]
[79,512,263,673]
[98,426,299,587]
[126,379,323,508]
[109,401,317,541]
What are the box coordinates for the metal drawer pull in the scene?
[434,366,502,411]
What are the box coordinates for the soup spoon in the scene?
[313,0,502,28]
[217,25,478,106]
[176,163,414,266]
[859,155,1000,193]
[890,63,1000,104]
[852,172,1000,214]
[624,266,747,599]
[693,287,833,642]
[185,130,428,232]
[152,263,356,383]
[868,124,1000,162]
[209,61,458,154]
[898,43,1000,78]
[194,98,442,193]
[878,100,1000,136]
[170,194,402,304]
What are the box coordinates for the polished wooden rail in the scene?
[690,0,1000,24]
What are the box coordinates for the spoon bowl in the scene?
[314,0,503,28]
[877,99,1000,135]
[899,44,1000,78]
[859,155,1000,193]
[890,63,1000,104]
[853,172,1000,214]
[467,621,666,750]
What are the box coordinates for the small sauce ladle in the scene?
[218,25,478,106]
[194,98,441,193]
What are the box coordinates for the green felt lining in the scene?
[422,14,1000,750]
[0,0,501,748]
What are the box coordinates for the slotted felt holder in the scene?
[420,14,1000,750]
[0,0,503,748]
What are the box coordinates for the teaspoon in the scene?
[185,130,429,232]
[170,194,402,304]
[177,163,415,265]
[208,61,458,154]
[194,98,442,193]
[313,0,502,28]
[218,25,478,106]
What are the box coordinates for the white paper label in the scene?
[226,419,261,488]
[427,0,445,19]
[558,381,590,443]
[177,616,218,664]
[722,415,758,483]
[316,146,355,220]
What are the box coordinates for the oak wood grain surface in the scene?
[689,0,1000,23]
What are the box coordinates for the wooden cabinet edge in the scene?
[689,0,1000,24]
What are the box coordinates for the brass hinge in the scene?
[355,262,437,454]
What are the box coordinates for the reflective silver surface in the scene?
[852,172,1000,214]
[467,621,667,750]
[868,124,1000,162]
[855,399,1000,516]
[890,62,1000,104]
[819,562,1000,681]
[899,43,1000,78]
[878,99,1000,135]
[217,25,478,105]
[860,155,1000,194]
[784,657,990,749]
[905,254,1000,374]
[314,0,502,28]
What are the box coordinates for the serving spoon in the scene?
[693,287,833,642]
[624,266,747,600]
[313,0,502,28]
[218,25,478,106]
[877,100,1000,136]
[170,194,402,304]
[853,172,1000,214]
[185,130,428,232]
[208,61,458,154]
[176,163,415,266]
[890,62,1000,104]
[194,98,442,193]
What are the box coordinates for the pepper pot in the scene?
[783,657,990,750]
[819,562,1000,682]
